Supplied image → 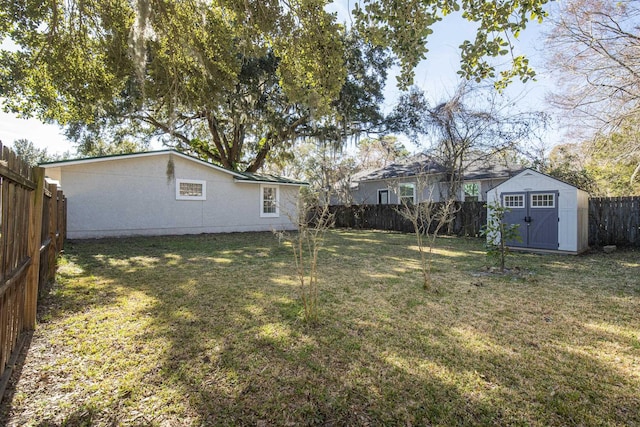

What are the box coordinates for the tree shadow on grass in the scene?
[0,332,32,424]
[2,231,639,425]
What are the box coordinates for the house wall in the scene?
[350,177,445,204]
[45,153,300,238]
[350,176,509,205]
[487,170,587,253]
[480,179,510,200]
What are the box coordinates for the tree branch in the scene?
[245,115,308,172]
[205,111,233,169]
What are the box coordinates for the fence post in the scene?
[48,183,59,282]
[24,167,45,330]
[57,190,65,250]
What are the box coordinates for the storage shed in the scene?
[486,169,589,254]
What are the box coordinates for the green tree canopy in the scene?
[588,123,640,196]
[10,138,52,166]
[1,0,346,171]
[543,143,598,195]
[1,0,550,171]
[354,0,550,89]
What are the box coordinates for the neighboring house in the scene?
[41,150,306,239]
[342,153,522,205]
[486,168,589,254]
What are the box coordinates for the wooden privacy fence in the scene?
[589,197,640,247]
[39,180,66,294]
[330,202,487,236]
[0,143,66,398]
[331,198,640,247]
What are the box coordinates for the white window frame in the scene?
[503,194,525,208]
[176,179,206,201]
[398,182,416,204]
[463,182,481,201]
[260,184,280,218]
[531,193,556,208]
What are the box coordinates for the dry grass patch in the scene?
[1,230,639,426]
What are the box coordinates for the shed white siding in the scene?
[44,152,301,239]
[487,169,589,253]
[576,189,590,251]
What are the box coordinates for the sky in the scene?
[372,10,559,155]
[0,3,558,158]
[0,37,79,156]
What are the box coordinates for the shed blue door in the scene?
[502,191,559,250]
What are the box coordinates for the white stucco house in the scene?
[41,150,307,239]
[340,154,522,205]
[486,168,589,254]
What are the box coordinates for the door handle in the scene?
[524,216,532,223]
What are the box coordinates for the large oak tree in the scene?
[1,0,550,171]
[1,0,346,171]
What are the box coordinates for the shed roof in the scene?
[491,168,589,193]
[40,149,307,186]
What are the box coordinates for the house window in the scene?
[378,189,389,205]
[260,185,279,217]
[398,183,415,204]
[503,194,524,208]
[463,182,480,201]
[176,179,206,200]
[531,193,555,208]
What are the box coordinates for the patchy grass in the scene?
[1,230,639,426]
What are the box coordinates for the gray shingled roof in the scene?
[462,158,523,180]
[352,153,523,182]
[350,153,445,181]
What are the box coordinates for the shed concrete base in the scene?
[507,246,590,256]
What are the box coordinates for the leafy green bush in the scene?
[481,200,521,272]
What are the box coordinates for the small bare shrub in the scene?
[395,194,455,291]
[277,190,334,324]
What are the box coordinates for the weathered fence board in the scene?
[332,197,640,247]
[589,197,640,247]
[0,143,37,389]
[0,142,66,400]
[330,201,487,236]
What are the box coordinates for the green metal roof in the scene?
[235,171,308,185]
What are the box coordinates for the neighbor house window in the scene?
[378,189,389,205]
[463,182,480,201]
[531,193,555,208]
[398,183,415,204]
[261,185,279,217]
[503,194,524,208]
[176,179,206,200]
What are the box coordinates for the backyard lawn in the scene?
[1,230,638,426]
